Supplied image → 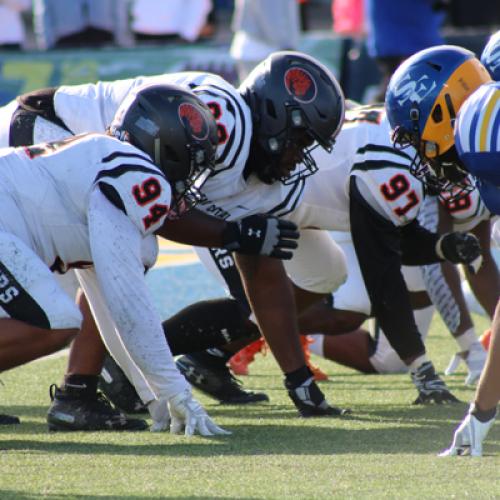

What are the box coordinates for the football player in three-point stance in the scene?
[385,42,499,456]
[0,82,235,435]
[0,51,347,424]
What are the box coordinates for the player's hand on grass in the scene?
[168,389,231,436]
[439,404,497,457]
[285,366,350,417]
[411,361,460,404]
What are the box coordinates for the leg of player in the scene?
[440,300,499,457]
[46,292,149,431]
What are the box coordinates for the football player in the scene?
[306,185,496,384]
[0,83,234,436]
[0,51,347,423]
[385,44,499,456]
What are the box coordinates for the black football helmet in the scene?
[239,51,345,184]
[110,83,218,216]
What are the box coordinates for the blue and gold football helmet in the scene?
[385,45,492,195]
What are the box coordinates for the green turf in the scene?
[0,314,498,499]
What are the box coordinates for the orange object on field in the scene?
[228,337,267,376]
[480,329,491,350]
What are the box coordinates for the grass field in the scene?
[0,313,498,499]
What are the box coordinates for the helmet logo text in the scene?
[393,74,437,106]
[284,68,317,103]
[179,103,208,140]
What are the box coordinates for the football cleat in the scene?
[285,373,349,418]
[301,335,329,382]
[444,341,487,385]
[411,361,460,404]
[176,352,269,404]
[0,413,20,425]
[99,354,148,414]
[47,384,148,431]
[228,337,267,376]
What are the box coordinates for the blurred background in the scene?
[0,0,499,106]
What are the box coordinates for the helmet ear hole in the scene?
[266,99,277,119]
[431,104,443,123]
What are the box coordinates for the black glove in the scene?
[436,232,482,271]
[222,214,299,260]
[284,366,350,417]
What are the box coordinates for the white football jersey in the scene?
[0,133,171,271]
[54,72,253,203]
[289,105,424,231]
[439,182,491,232]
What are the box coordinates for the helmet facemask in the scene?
[391,103,473,201]
[164,142,214,218]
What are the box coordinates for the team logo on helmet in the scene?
[284,67,317,103]
[178,102,209,140]
[392,73,437,106]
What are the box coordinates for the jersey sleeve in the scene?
[93,145,173,235]
[87,188,189,400]
[350,146,424,227]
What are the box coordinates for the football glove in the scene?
[148,398,170,432]
[223,214,299,260]
[168,389,231,436]
[411,361,460,404]
[285,369,350,418]
[439,404,497,457]
[444,341,487,386]
[436,232,482,273]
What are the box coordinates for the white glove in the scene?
[148,398,170,432]
[168,389,232,437]
[439,406,496,457]
[444,341,487,386]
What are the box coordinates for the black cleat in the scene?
[47,384,149,431]
[176,352,270,404]
[99,354,147,414]
[0,413,20,425]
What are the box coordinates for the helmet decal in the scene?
[392,73,437,107]
[284,67,317,103]
[178,102,209,140]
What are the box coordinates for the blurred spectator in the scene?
[131,0,213,44]
[332,0,364,38]
[364,0,446,102]
[33,0,131,50]
[230,0,300,83]
[0,0,31,50]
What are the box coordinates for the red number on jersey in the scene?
[380,173,419,217]
[132,177,162,206]
[440,193,472,214]
[132,178,169,229]
[207,101,228,145]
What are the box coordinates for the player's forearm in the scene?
[156,208,227,247]
[234,253,305,373]
[400,220,442,265]
[474,301,500,411]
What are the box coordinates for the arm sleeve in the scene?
[349,177,426,360]
[400,219,442,265]
[87,188,189,400]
